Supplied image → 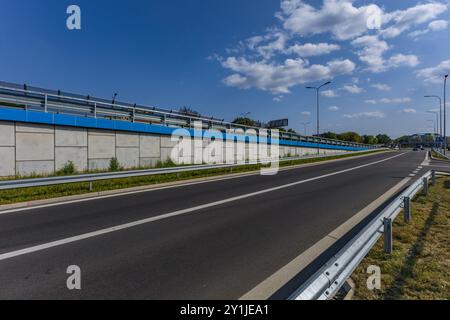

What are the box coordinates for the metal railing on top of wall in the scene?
[0,81,375,149]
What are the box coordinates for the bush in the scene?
[56,161,77,176]
[109,157,122,172]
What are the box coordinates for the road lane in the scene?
[0,151,427,299]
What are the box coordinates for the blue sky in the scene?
[1,0,450,138]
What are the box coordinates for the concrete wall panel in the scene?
[55,147,88,171]
[140,135,160,158]
[55,127,87,147]
[16,132,54,161]
[88,159,111,171]
[140,157,160,168]
[88,135,115,159]
[0,121,15,146]
[16,123,54,134]
[116,133,139,147]
[0,147,15,176]
[117,147,139,168]
[16,161,54,176]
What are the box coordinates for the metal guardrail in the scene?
[0,150,381,191]
[432,148,450,160]
[289,170,449,300]
[0,81,374,149]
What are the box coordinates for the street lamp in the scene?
[300,122,310,136]
[445,75,448,154]
[427,110,439,134]
[427,119,436,136]
[112,93,118,105]
[424,95,442,136]
[306,81,331,138]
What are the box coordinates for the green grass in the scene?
[431,150,449,161]
[351,177,450,300]
[0,150,384,206]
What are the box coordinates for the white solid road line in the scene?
[0,151,391,215]
[0,152,406,262]
[421,152,431,166]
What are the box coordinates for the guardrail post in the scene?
[403,196,411,223]
[89,181,93,192]
[94,102,97,118]
[432,170,436,186]
[383,218,393,254]
[44,94,48,112]
[422,178,429,196]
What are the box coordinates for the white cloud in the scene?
[381,3,448,39]
[365,97,412,104]
[218,1,447,97]
[321,89,339,98]
[278,0,384,41]
[344,111,385,119]
[301,111,312,116]
[408,20,448,39]
[371,83,391,91]
[221,57,355,94]
[351,35,419,72]
[285,43,340,57]
[351,35,390,72]
[249,31,289,60]
[428,19,448,31]
[273,95,283,102]
[342,84,364,94]
[417,59,450,84]
[402,108,417,114]
[388,54,420,68]
[328,106,339,111]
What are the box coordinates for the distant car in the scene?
[413,148,419,151]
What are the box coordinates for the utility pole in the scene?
[445,75,448,154]
[300,122,310,136]
[424,95,442,136]
[306,81,331,155]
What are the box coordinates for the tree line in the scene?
[178,111,392,146]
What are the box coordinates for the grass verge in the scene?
[0,150,384,206]
[431,150,450,161]
[351,177,450,300]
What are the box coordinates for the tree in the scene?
[321,132,338,140]
[179,106,201,117]
[232,117,259,127]
[376,134,392,145]
[337,132,363,143]
[363,135,379,145]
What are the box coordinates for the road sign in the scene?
[267,119,288,128]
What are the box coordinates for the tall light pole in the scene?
[424,95,442,136]
[427,110,439,135]
[306,81,331,138]
[300,122,310,136]
[445,75,448,154]
[427,119,436,135]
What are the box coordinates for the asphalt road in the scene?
[0,150,443,299]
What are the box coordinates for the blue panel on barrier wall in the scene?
[0,107,368,151]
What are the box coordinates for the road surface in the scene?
[0,150,446,299]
